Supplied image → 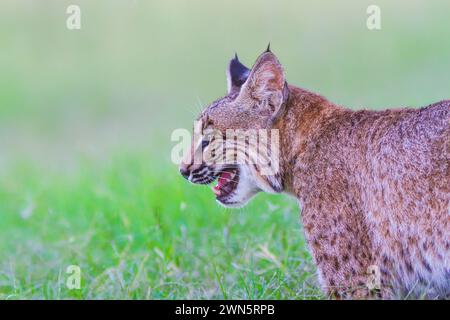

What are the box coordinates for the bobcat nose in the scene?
[179,165,190,180]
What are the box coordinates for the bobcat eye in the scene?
[201,139,210,150]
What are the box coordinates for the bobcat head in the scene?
[179,49,289,207]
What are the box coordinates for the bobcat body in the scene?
[179,50,450,299]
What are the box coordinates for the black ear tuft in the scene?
[265,42,271,53]
[227,53,250,94]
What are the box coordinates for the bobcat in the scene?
[179,48,450,299]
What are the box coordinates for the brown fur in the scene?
[277,87,449,298]
[180,51,450,299]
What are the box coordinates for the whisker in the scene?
[195,96,205,113]
[186,104,201,117]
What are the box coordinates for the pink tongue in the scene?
[214,172,231,190]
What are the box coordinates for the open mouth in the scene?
[211,167,240,202]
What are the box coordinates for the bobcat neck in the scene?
[275,85,347,198]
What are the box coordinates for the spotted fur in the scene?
[180,50,450,299]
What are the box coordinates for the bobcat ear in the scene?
[226,53,250,95]
[240,51,288,124]
[243,51,285,99]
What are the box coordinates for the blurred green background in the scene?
[0,0,448,299]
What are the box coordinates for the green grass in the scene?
[0,154,321,299]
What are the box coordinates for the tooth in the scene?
[211,186,221,196]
